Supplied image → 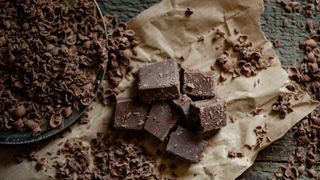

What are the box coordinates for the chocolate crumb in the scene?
[229,115,236,123]
[273,39,280,48]
[197,36,204,42]
[35,158,45,171]
[185,8,194,17]
[227,151,244,159]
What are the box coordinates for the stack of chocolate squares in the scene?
[113,58,227,163]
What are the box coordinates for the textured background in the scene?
[97,0,317,178]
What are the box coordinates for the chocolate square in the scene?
[144,102,178,141]
[166,126,207,163]
[113,99,149,131]
[182,69,215,99]
[172,94,193,118]
[138,58,180,101]
[190,98,227,133]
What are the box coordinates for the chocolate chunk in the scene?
[165,126,207,163]
[190,98,227,133]
[113,99,149,131]
[144,102,178,141]
[138,58,180,101]
[182,69,215,99]
[172,94,193,119]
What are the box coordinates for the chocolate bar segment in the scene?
[166,126,207,163]
[113,99,149,131]
[172,94,193,118]
[190,98,227,133]
[144,102,178,141]
[182,69,215,99]
[138,58,180,101]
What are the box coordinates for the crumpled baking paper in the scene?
[0,0,318,179]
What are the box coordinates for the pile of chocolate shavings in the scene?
[272,1,320,178]
[90,133,162,180]
[274,110,320,179]
[104,16,138,87]
[272,93,293,119]
[288,35,320,101]
[0,0,108,134]
[53,133,164,180]
[54,138,91,179]
[96,16,138,106]
[215,34,272,81]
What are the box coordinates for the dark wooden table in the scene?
[97,0,318,179]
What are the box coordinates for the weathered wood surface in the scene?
[97,0,316,179]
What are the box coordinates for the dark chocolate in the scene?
[172,94,193,118]
[113,99,149,131]
[182,69,215,99]
[138,58,180,101]
[165,126,207,163]
[144,102,178,141]
[190,98,227,133]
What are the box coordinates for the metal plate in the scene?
[0,0,108,144]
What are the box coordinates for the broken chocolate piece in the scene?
[113,99,149,131]
[144,102,178,141]
[190,98,227,133]
[138,58,180,101]
[182,69,215,99]
[172,94,193,119]
[165,126,207,163]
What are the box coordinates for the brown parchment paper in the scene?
[0,0,319,179]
